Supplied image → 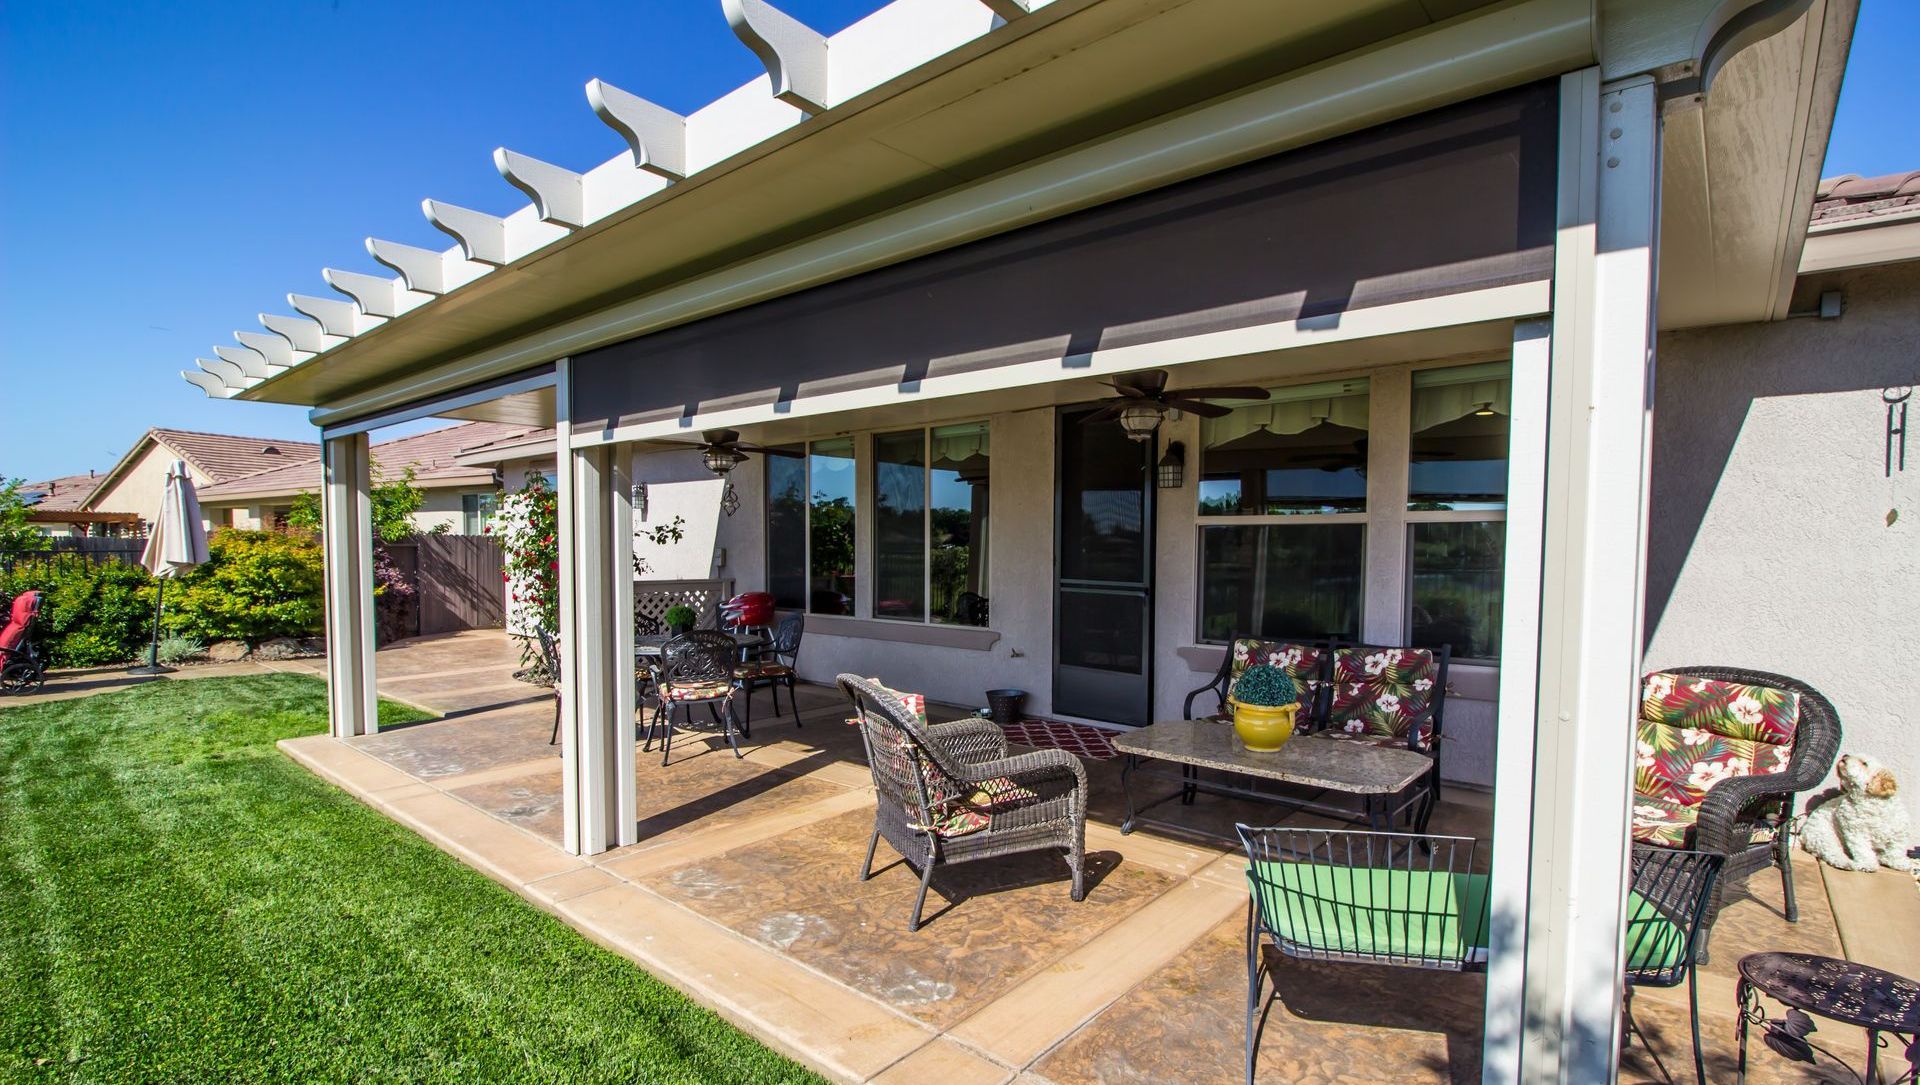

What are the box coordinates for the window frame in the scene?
[869,421,990,627]
[1402,359,1513,663]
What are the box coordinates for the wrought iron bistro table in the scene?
[1111,719,1435,835]
[634,632,767,659]
[1736,952,1920,1084]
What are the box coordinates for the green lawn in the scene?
[0,674,824,1084]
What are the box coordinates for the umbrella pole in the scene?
[129,578,174,676]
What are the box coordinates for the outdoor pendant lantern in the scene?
[1118,403,1166,441]
[1156,441,1185,488]
[701,446,747,476]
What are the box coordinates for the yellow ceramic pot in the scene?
[1230,699,1299,752]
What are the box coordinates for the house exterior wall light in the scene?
[1157,440,1185,488]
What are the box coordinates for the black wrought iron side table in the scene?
[1735,951,1919,1084]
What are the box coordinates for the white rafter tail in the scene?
[422,199,566,267]
[323,268,430,319]
[259,312,342,356]
[587,79,689,180]
[289,292,384,337]
[196,356,248,389]
[182,369,235,398]
[978,0,1037,17]
[723,0,831,114]
[213,344,272,381]
[494,148,589,229]
[234,330,295,371]
[365,237,489,295]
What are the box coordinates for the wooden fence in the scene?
[384,536,505,637]
[1,537,147,574]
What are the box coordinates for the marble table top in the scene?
[1112,719,1433,795]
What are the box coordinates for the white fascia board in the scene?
[573,281,1551,448]
[310,0,1588,427]
[1798,214,1920,273]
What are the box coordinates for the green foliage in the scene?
[0,557,153,667]
[161,530,324,645]
[286,465,429,543]
[0,479,43,554]
[0,675,822,1084]
[1233,663,1298,708]
[156,635,205,664]
[662,604,697,630]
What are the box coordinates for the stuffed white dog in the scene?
[1797,754,1915,874]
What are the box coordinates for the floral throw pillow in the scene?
[1634,673,1798,806]
[1329,648,1438,743]
[1228,639,1324,722]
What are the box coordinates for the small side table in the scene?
[1735,951,1920,1084]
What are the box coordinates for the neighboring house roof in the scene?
[197,421,540,502]
[83,428,322,511]
[1811,171,1920,227]
[1799,169,1920,275]
[19,473,99,513]
[452,427,556,467]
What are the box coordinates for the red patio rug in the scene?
[998,718,1120,761]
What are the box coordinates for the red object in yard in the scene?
[721,591,776,630]
[0,591,40,653]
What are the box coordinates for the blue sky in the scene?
[2,0,1916,483]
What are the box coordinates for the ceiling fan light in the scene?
[1118,403,1166,441]
[1472,401,1496,417]
[702,446,746,475]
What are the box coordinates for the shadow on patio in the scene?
[289,629,1909,1085]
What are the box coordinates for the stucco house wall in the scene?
[1647,259,1920,822]
[87,442,219,533]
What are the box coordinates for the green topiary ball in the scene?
[1233,663,1297,708]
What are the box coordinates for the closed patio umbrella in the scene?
[130,460,210,675]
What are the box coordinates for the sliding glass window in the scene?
[765,446,807,610]
[1407,361,1510,660]
[808,438,856,615]
[872,422,991,626]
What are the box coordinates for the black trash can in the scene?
[986,688,1027,725]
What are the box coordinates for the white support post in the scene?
[321,432,378,740]
[1499,68,1662,1085]
[555,361,583,854]
[555,358,634,856]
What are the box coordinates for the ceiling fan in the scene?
[1083,369,1270,441]
[694,429,800,518]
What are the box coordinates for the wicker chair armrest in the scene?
[1694,773,1797,851]
[954,747,1089,794]
[927,719,1009,763]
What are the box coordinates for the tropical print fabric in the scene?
[1630,794,1699,847]
[659,679,735,702]
[852,681,995,837]
[1227,639,1325,724]
[1633,672,1799,808]
[1328,648,1439,745]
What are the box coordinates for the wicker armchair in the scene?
[1630,666,1842,959]
[839,675,1089,931]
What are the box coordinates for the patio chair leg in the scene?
[549,693,562,746]
[1688,968,1706,1085]
[1245,902,1265,1085]
[661,706,675,766]
[859,826,881,881]
[1777,829,1799,923]
[786,677,802,727]
[908,852,936,932]
[1622,987,1676,1085]
[723,699,744,759]
[741,682,754,728]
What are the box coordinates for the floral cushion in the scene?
[1227,639,1326,724]
[1630,794,1699,848]
[1634,672,1798,807]
[853,681,981,834]
[1328,648,1438,744]
[660,679,734,702]
[916,776,1041,838]
[734,660,793,680]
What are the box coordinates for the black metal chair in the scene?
[735,612,803,729]
[539,627,564,747]
[1182,635,1334,725]
[642,630,744,764]
[1622,845,1725,1085]
[840,675,1088,932]
[1237,825,1488,1085]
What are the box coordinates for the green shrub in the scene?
[0,557,155,667]
[662,604,697,630]
[1232,664,1298,708]
[162,530,324,645]
[157,635,206,664]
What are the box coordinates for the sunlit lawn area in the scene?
[0,674,823,1084]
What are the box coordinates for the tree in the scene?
[286,466,429,542]
[0,478,46,553]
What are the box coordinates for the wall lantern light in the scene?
[1156,440,1185,489]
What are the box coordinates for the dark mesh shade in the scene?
[571,83,1557,434]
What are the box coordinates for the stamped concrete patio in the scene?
[279,630,1917,1085]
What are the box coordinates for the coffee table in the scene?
[1735,952,1920,1084]
[1111,719,1435,836]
